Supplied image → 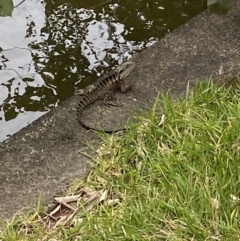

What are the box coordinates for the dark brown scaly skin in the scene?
[77,61,135,133]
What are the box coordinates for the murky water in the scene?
[0,0,206,141]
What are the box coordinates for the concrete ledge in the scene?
[0,1,240,218]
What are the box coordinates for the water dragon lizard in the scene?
[77,61,136,133]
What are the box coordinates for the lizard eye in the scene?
[118,69,124,75]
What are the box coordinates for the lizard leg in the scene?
[75,85,95,96]
[103,91,119,106]
[120,84,132,93]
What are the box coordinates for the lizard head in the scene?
[117,61,136,79]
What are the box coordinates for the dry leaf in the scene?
[158,115,166,126]
[219,63,224,75]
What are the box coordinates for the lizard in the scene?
[76,61,136,133]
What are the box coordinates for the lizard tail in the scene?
[77,104,125,134]
[78,118,125,133]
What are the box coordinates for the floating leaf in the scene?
[207,0,231,15]
[0,0,14,17]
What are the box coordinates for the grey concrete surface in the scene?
[0,1,240,219]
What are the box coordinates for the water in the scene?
[0,0,206,141]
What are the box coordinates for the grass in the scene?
[1,80,240,240]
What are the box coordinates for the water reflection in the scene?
[0,0,206,141]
